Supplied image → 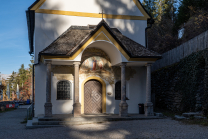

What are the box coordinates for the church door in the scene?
[84,80,102,114]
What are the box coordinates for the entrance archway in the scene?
[81,76,106,114]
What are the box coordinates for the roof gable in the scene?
[40,20,161,61]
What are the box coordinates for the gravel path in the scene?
[0,109,208,139]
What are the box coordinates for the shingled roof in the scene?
[40,20,161,59]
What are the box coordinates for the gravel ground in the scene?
[0,109,208,139]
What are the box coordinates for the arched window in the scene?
[115,81,121,100]
[57,80,72,100]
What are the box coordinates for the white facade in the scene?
[35,64,146,116]
[30,0,156,117]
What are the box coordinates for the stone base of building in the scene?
[44,102,52,117]
[144,102,154,116]
[119,101,128,117]
[73,103,81,117]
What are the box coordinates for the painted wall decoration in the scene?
[80,56,115,84]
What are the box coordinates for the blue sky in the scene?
[0,0,34,75]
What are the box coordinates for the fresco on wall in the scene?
[80,56,115,84]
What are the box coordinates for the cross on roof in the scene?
[99,9,105,20]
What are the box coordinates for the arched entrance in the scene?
[81,76,106,114]
[84,80,102,114]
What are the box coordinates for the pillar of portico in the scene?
[144,63,154,116]
[73,62,81,117]
[119,62,128,117]
[44,60,52,117]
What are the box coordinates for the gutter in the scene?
[30,54,39,117]
[26,10,35,55]
[145,18,155,48]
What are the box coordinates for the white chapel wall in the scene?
[51,76,74,114]
[40,0,144,16]
[34,63,47,117]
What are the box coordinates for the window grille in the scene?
[57,81,71,100]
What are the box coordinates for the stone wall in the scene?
[152,48,208,115]
[152,30,208,71]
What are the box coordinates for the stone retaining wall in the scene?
[152,48,208,116]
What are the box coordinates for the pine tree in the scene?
[142,0,157,18]
[7,71,17,100]
[18,64,28,88]
[176,0,208,29]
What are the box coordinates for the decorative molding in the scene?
[94,32,111,42]
[30,0,46,11]
[35,9,148,20]
[133,0,150,19]
[30,0,150,20]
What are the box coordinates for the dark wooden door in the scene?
[84,80,102,114]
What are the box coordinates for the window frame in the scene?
[56,80,72,100]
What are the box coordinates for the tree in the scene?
[176,0,208,29]
[0,78,6,101]
[142,0,157,18]
[7,71,17,100]
[1,79,7,101]
[18,58,33,100]
[18,64,28,88]
[143,0,178,53]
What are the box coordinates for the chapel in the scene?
[26,0,162,117]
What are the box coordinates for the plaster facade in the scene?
[31,0,157,117]
[35,64,146,117]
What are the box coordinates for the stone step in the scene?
[27,115,165,128]
[182,112,202,118]
[175,115,186,120]
[34,116,164,126]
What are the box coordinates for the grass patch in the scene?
[179,118,208,126]
[0,108,16,113]
[21,116,33,124]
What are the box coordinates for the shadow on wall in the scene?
[95,0,140,35]
[35,2,69,62]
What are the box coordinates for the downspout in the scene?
[30,54,39,117]
[145,18,155,48]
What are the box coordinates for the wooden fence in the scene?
[152,30,208,71]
